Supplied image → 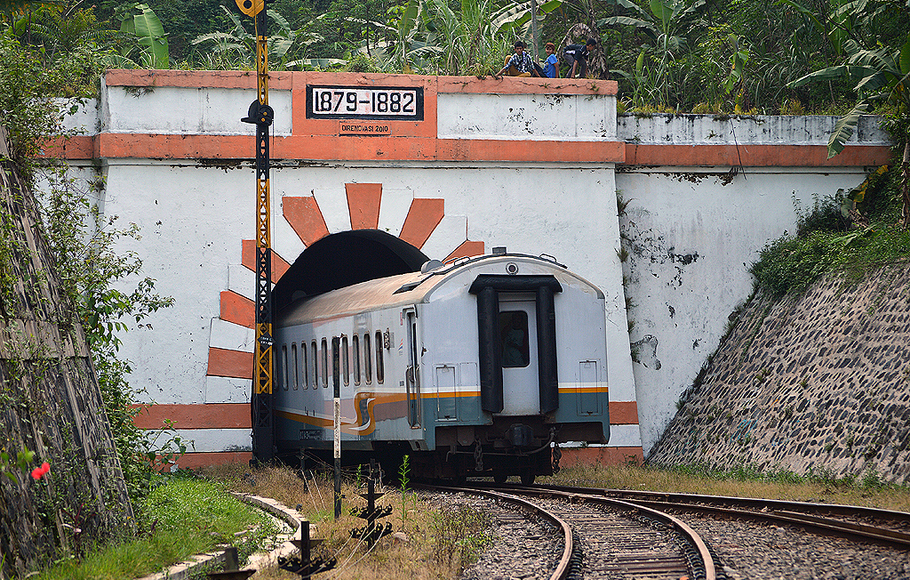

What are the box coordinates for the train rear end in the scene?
[413,255,610,483]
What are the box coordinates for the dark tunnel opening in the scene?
[272,229,428,313]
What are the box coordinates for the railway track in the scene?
[524,484,910,550]
[422,484,718,579]
[423,482,910,579]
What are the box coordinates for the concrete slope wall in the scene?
[647,263,910,483]
[0,151,132,577]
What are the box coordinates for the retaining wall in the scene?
[647,264,910,483]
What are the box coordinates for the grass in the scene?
[30,461,908,579]
[540,463,910,513]
[203,463,493,580]
[32,473,278,580]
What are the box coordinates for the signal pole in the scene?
[236,0,275,462]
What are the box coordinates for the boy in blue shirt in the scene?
[542,42,559,78]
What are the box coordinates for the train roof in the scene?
[276,253,604,327]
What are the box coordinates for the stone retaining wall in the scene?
[647,263,910,484]
[0,149,132,577]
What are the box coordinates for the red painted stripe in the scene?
[345,183,382,229]
[220,291,254,328]
[437,76,618,95]
[102,70,614,96]
[42,136,94,159]
[166,451,253,470]
[104,69,293,90]
[624,143,892,168]
[559,446,643,467]
[207,347,253,379]
[132,403,251,429]
[445,240,485,262]
[54,134,888,168]
[282,196,329,246]
[241,239,291,281]
[71,134,630,163]
[399,198,444,249]
[435,138,625,163]
[609,401,639,425]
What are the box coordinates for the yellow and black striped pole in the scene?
[237,0,275,462]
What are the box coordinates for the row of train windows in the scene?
[281,332,385,391]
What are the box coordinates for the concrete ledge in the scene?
[135,493,305,580]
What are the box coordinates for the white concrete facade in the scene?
[53,71,891,465]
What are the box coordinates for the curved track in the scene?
[423,483,717,579]
[532,484,910,550]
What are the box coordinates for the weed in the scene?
[430,505,493,571]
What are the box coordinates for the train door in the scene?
[405,309,421,427]
[498,295,540,415]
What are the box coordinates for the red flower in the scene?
[31,462,50,481]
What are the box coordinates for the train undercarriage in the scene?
[291,416,606,485]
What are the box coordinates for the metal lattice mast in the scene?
[236,0,274,462]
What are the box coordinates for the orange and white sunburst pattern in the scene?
[205,182,484,393]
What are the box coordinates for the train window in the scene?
[311,341,318,389]
[375,330,384,384]
[352,335,361,385]
[499,311,530,368]
[302,341,309,389]
[342,336,350,386]
[291,343,299,390]
[364,333,372,384]
[281,345,289,390]
[321,338,328,388]
[332,336,340,390]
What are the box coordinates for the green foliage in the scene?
[118,3,169,68]
[0,35,77,170]
[430,504,493,571]
[661,462,898,491]
[190,5,325,71]
[751,166,910,297]
[0,448,37,483]
[34,474,279,580]
[37,168,175,503]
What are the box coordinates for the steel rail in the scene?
[531,484,910,550]
[628,498,910,550]
[499,485,717,580]
[538,484,910,524]
[424,485,574,580]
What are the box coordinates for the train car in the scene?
[273,250,610,483]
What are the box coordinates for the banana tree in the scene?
[789,35,910,227]
[599,0,707,105]
[119,3,169,69]
[192,5,326,70]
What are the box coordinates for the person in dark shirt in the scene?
[496,40,540,77]
[563,38,597,78]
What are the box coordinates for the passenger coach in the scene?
[273,251,610,482]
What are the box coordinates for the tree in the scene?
[789,11,910,227]
[118,3,169,68]
[599,0,707,105]
[191,5,324,70]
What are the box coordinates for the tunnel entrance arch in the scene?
[272,229,429,312]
